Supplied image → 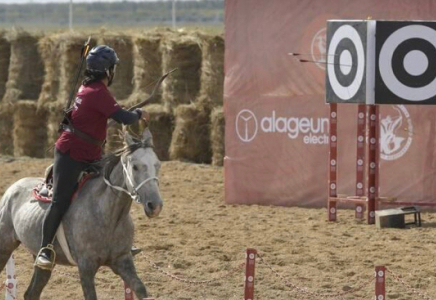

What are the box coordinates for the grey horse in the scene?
[0,128,163,300]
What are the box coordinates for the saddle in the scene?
[32,164,100,203]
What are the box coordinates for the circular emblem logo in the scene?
[236,109,258,143]
[311,28,327,70]
[380,105,413,161]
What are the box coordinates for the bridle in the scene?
[103,155,159,203]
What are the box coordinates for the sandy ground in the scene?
[1,157,436,300]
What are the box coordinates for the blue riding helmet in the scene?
[86,45,119,72]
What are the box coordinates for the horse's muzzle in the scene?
[144,200,163,218]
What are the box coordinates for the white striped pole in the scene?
[5,256,17,300]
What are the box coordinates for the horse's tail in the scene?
[0,180,18,222]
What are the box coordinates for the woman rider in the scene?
[35,45,146,269]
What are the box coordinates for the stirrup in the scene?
[34,244,56,271]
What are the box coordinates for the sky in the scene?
[0,0,178,3]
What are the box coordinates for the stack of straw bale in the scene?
[169,103,211,163]
[0,102,14,155]
[0,31,11,101]
[129,32,163,106]
[210,106,225,166]
[197,34,224,108]
[99,34,134,100]
[57,33,96,105]
[45,101,64,155]
[105,104,173,161]
[105,121,124,154]
[161,33,202,111]
[13,101,47,157]
[145,104,173,161]
[3,30,43,101]
[38,35,61,107]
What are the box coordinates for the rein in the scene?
[103,155,159,203]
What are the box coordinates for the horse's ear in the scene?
[142,127,154,147]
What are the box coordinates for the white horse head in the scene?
[121,128,163,218]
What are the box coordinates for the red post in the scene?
[124,282,135,300]
[375,266,386,300]
[328,103,338,221]
[368,105,379,224]
[355,104,366,220]
[367,105,378,224]
[244,248,257,300]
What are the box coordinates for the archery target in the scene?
[326,21,367,103]
[375,21,436,104]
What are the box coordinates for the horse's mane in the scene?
[97,137,154,182]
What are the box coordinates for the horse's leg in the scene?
[23,267,52,300]
[0,240,19,273]
[110,254,148,299]
[77,259,99,300]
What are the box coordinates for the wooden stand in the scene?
[328,103,382,224]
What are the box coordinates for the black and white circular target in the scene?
[326,21,367,103]
[376,22,436,104]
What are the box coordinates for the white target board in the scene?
[326,20,436,105]
[375,21,436,105]
[326,20,374,104]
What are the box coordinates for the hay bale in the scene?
[105,104,173,161]
[38,35,61,107]
[169,103,211,163]
[210,106,224,166]
[99,35,134,100]
[146,104,173,161]
[129,32,163,106]
[45,101,64,155]
[13,100,47,158]
[0,31,11,101]
[58,33,96,105]
[161,34,202,111]
[197,34,224,108]
[105,119,124,154]
[0,102,14,155]
[3,30,43,101]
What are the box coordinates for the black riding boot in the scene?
[36,149,87,270]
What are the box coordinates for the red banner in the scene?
[224,0,436,207]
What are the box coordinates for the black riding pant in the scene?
[41,148,88,251]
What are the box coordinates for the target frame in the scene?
[325,20,368,104]
[375,21,436,105]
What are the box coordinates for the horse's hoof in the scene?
[131,246,142,256]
